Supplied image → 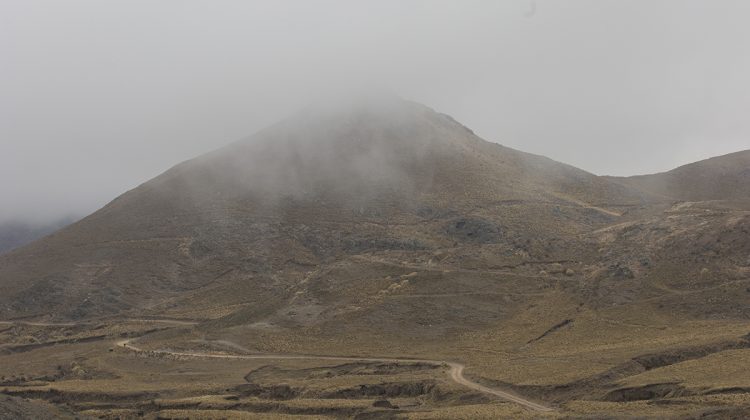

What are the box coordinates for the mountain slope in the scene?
[607,150,750,201]
[0,98,646,321]
[2,99,750,419]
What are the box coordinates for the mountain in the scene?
[0,98,647,321]
[607,150,750,201]
[1,98,749,418]
[0,217,76,255]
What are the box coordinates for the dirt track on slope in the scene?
[1,317,553,411]
[116,337,553,412]
[0,318,199,328]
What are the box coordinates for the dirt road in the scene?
[0,318,198,327]
[116,338,553,412]
[0,320,77,327]
[1,318,552,411]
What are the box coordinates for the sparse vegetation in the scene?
[1,101,749,418]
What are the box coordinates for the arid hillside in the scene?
[607,150,750,201]
[1,99,749,419]
[0,98,647,321]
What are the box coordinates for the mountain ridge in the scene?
[606,149,750,201]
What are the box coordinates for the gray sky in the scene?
[1,0,749,223]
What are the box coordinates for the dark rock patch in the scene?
[321,381,437,399]
[372,399,397,409]
[445,218,504,243]
[233,383,299,400]
[604,383,689,402]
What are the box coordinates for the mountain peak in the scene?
[160,97,485,206]
[0,100,646,320]
[301,89,409,115]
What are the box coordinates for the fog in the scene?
[1,0,749,223]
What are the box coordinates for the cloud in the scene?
[0,0,748,222]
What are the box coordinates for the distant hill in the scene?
[607,150,750,201]
[0,217,76,254]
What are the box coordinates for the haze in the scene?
[1,0,749,224]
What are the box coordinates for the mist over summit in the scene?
[3,1,750,417]
[1,98,642,318]
[1,98,749,418]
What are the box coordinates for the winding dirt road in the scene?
[116,337,553,412]
[2,318,552,411]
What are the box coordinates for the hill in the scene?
[1,98,749,418]
[0,98,646,321]
[607,150,750,201]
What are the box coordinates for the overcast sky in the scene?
[2,0,749,223]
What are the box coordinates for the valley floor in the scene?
[2,313,750,419]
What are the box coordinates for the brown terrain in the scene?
[1,97,749,419]
[607,150,750,201]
